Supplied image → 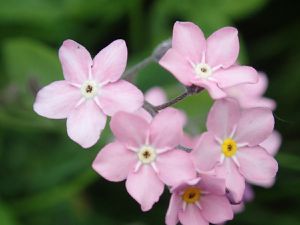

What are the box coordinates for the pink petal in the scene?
[159,48,195,86]
[191,132,221,172]
[232,203,245,214]
[126,165,164,211]
[92,142,136,182]
[178,204,208,225]
[234,108,274,146]
[206,27,239,68]
[213,66,258,88]
[66,100,106,148]
[145,87,167,106]
[192,79,227,99]
[33,81,81,119]
[92,40,127,84]
[172,21,206,63]
[207,99,241,139]
[150,108,184,150]
[156,150,196,186]
[249,177,276,188]
[165,194,181,225]
[237,146,278,184]
[134,108,153,123]
[110,111,149,149]
[98,80,144,116]
[201,195,233,224]
[260,130,282,156]
[59,39,92,84]
[215,159,245,202]
[197,175,226,195]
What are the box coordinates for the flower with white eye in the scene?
[92,108,196,211]
[159,21,258,99]
[34,39,144,148]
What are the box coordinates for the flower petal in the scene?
[92,142,136,182]
[192,79,227,99]
[213,66,258,88]
[33,81,81,119]
[92,40,127,84]
[110,111,149,149]
[201,195,233,224]
[150,108,184,150]
[260,130,281,156]
[156,150,196,186]
[159,48,195,86]
[126,165,164,211]
[207,99,241,139]
[206,27,239,68]
[145,87,167,106]
[59,40,92,84]
[172,21,206,63]
[178,204,208,225]
[198,175,226,195]
[66,100,106,148]
[165,194,181,225]
[191,132,221,172]
[237,146,278,184]
[215,159,245,203]
[235,108,274,146]
[98,80,144,116]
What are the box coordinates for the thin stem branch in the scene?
[155,85,204,111]
[122,39,171,82]
[122,56,154,82]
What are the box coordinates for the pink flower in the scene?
[159,21,258,99]
[166,176,234,225]
[33,40,144,148]
[192,99,278,202]
[223,72,276,110]
[92,108,196,211]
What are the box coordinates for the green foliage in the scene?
[0,0,299,225]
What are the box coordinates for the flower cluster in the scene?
[34,21,280,225]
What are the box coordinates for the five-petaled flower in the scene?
[159,21,258,99]
[33,39,144,148]
[92,108,196,211]
[166,176,233,225]
[192,99,278,202]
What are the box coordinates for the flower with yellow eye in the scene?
[192,99,278,202]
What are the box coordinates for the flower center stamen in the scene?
[221,138,238,157]
[195,63,212,79]
[182,187,201,204]
[81,80,98,99]
[138,146,157,164]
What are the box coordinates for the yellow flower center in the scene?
[182,187,201,204]
[221,138,238,157]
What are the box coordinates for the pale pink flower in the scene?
[92,108,196,211]
[223,72,276,110]
[192,99,278,202]
[34,40,144,148]
[159,21,258,99]
[166,176,233,225]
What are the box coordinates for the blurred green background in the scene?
[0,0,299,224]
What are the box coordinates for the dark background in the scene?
[0,0,299,224]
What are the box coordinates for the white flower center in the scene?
[195,63,212,79]
[80,80,98,99]
[137,146,157,164]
